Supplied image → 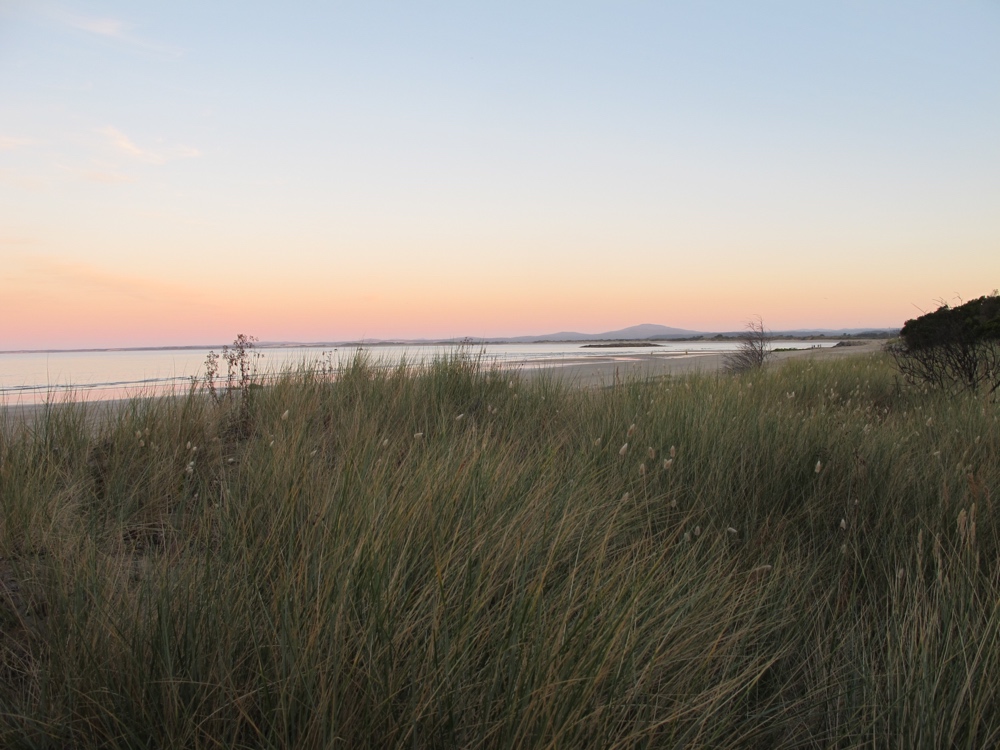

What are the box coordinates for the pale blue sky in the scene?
[2,1,999,347]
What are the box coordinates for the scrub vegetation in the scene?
[888,292,1000,395]
[1,348,998,748]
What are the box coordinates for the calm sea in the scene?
[0,341,835,405]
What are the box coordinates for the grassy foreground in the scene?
[1,352,998,748]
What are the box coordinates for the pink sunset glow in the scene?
[2,3,998,350]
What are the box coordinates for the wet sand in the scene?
[2,342,885,428]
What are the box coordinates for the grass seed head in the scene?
[627,423,636,437]
[414,432,424,439]
[669,445,676,458]
[281,410,290,421]
[619,443,628,457]
[663,458,673,470]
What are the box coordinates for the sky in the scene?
[1,1,999,349]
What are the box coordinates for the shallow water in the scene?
[0,341,835,404]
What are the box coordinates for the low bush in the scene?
[888,292,1000,394]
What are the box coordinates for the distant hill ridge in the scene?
[505,323,700,342]
[258,324,897,348]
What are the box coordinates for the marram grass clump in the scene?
[1,351,998,748]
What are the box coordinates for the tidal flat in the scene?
[1,345,997,748]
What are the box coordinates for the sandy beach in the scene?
[2,341,885,429]
[521,339,885,388]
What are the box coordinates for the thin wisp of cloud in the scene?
[12,252,212,305]
[79,169,136,184]
[0,136,36,151]
[45,7,184,56]
[97,127,200,165]
[72,17,128,38]
[0,168,47,191]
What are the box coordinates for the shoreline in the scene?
[522,340,884,388]
[2,342,884,428]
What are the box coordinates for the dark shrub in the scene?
[888,293,1000,393]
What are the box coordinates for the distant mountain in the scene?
[504,323,702,343]
[253,324,896,349]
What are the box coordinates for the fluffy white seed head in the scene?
[619,443,628,457]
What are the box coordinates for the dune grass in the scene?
[1,351,998,748]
